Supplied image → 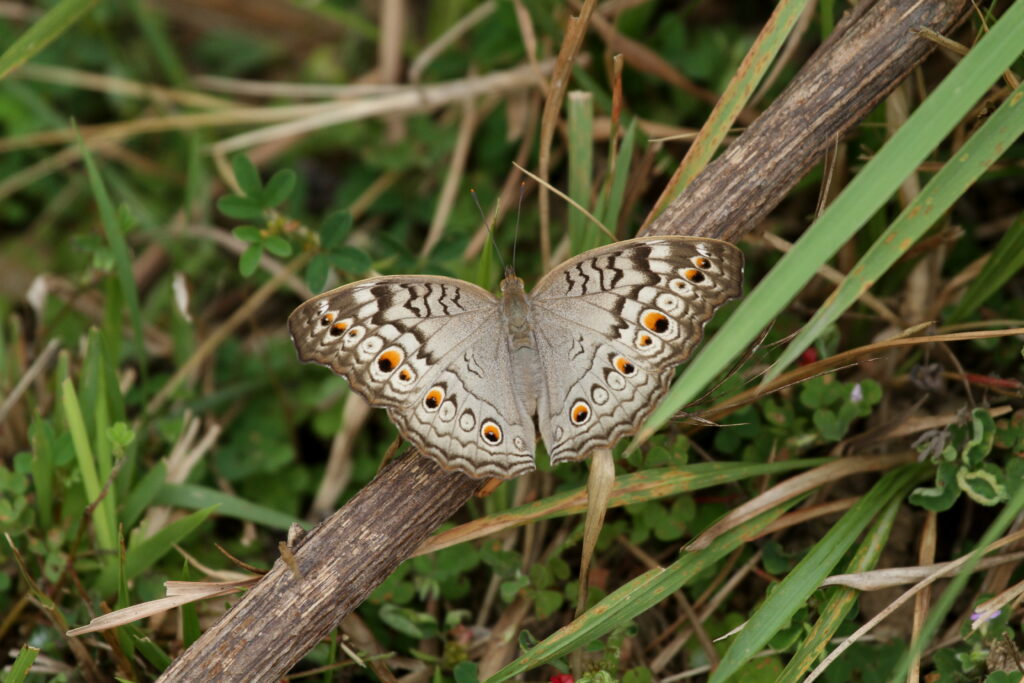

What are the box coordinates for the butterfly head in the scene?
[499,269,526,297]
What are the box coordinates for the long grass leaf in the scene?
[61,377,116,551]
[0,0,97,79]
[3,645,40,683]
[154,483,304,531]
[631,3,1024,447]
[76,129,147,370]
[567,91,598,253]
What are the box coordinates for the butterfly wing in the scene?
[289,276,536,478]
[528,236,743,465]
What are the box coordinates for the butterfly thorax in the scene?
[499,272,541,416]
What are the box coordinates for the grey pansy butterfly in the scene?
[288,236,743,479]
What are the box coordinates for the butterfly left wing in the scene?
[528,236,743,465]
[288,276,536,478]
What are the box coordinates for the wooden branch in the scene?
[157,0,967,678]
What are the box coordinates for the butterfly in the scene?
[288,236,743,479]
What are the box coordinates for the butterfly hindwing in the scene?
[528,236,743,464]
[288,276,536,478]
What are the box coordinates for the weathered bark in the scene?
[158,0,968,678]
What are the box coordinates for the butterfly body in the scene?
[289,236,743,479]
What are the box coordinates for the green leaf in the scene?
[153,483,302,531]
[378,604,435,639]
[909,461,960,512]
[239,244,263,277]
[534,589,564,619]
[232,225,263,243]
[231,154,262,197]
[812,408,845,442]
[305,253,330,293]
[262,235,293,258]
[330,246,372,274]
[957,463,1008,506]
[453,661,479,683]
[4,645,40,683]
[218,195,265,221]
[260,169,296,208]
[106,421,135,449]
[0,0,97,79]
[320,211,353,249]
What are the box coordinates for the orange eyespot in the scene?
[376,348,403,373]
[642,311,669,334]
[693,256,710,269]
[683,268,706,283]
[638,334,652,347]
[481,420,502,445]
[571,401,591,425]
[329,320,349,337]
[614,355,637,376]
[320,313,335,325]
[424,387,444,410]
[399,369,411,381]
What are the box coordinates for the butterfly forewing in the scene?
[288,276,536,478]
[528,237,743,464]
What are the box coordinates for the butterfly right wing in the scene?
[528,236,743,465]
[288,276,536,478]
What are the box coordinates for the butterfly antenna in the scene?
[471,188,506,272]
[512,181,526,274]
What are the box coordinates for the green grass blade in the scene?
[0,0,97,80]
[601,118,636,230]
[61,377,116,551]
[709,465,923,682]
[768,80,1024,378]
[947,211,1024,323]
[76,129,147,371]
[134,635,173,672]
[3,645,40,683]
[487,496,798,681]
[154,483,304,531]
[121,460,167,529]
[632,2,1024,447]
[567,91,597,253]
[95,505,219,595]
[775,490,903,682]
